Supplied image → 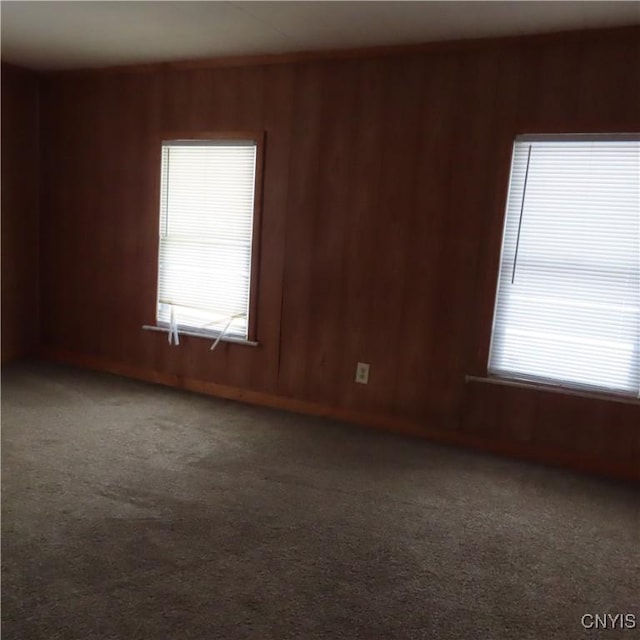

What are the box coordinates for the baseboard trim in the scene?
[39,347,639,483]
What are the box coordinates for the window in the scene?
[489,135,640,397]
[155,136,261,344]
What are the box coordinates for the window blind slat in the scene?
[489,138,640,397]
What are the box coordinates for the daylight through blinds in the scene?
[489,136,640,396]
[157,140,257,340]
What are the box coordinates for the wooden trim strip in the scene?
[39,347,640,483]
[40,25,640,78]
[248,131,266,342]
[466,375,640,407]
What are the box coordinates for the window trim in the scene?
[466,374,640,407]
[149,130,265,345]
[142,323,259,348]
[486,132,640,399]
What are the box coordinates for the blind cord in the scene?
[511,144,532,284]
[164,311,242,350]
[168,305,180,346]
[210,316,235,351]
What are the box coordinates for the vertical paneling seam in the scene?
[275,64,300,387]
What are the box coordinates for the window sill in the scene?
[142,324,259,347]
[465,374,639,406]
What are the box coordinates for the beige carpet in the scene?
[2,360,638,639]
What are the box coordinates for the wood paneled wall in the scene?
[39,28,640,478]
[2,64,40,362]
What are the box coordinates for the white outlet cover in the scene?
[355,362,370,384]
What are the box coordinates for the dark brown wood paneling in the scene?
[439,49,502,424]
[277,61,326,399]
[462,380,639,475]
[392,53,457,424]
[576,34,640,131]
[338,59,386,413]
[251,64,295,395]
[38,28,640,479]
[1,64,40,362]
[222,67,266,390]
[469,45,525,377]
[302,60,359,407]
[367,55,425,416]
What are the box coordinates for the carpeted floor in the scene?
[1,361,638,639]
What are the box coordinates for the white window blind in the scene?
[157,140,257,341]
[489,135,640,397]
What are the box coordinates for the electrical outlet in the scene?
[355,362,370,385]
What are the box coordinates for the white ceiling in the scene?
[1,1,639,71]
